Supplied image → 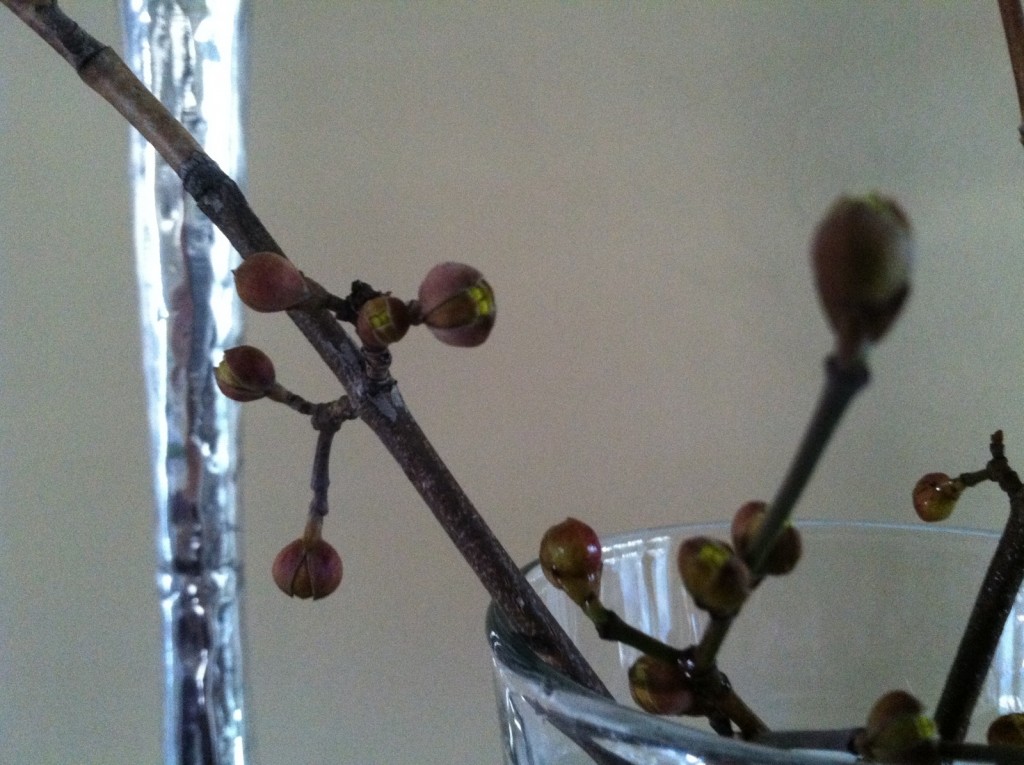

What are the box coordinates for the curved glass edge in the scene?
[486,520,1007,764]
[490,597,849,764]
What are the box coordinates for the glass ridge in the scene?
[122,2,250,763]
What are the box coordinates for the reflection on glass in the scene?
[122,2,249,763]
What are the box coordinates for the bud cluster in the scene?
[232,251,496,352]
[353,261,496,349]
[224,254,499,602]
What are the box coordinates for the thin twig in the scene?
[999,0,1024,141]
[306,398,358,519]
[581,599,768,738]
[746,357,870,576]
[694,356,870,670]
[266,384,318,416]
[1,0,610,700]
[308,427,337,519]
[585,603,688,664]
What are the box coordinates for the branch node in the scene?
[362,347,395,388]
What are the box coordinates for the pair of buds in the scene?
[233,252,496,349]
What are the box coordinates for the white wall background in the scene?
[1,2,1021,763]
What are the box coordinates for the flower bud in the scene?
[988,713,1024,747]
[233,251,312,313]
[811,194,913,358]
[215,345,277,402]
[912,472,963,523]
[417,262,496,347]
[857,690,937,764]
[356,295,412,349]
[676,537,750,618]
[628,655,696,716]
[272,537,343,600]
[539,517,603,606]
[730,501,802,576]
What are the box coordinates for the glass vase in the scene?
[488,520,1024,764]
[122,1,251,762]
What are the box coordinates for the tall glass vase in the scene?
[121,2,250,763]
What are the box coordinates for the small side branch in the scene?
[935,431,1024,742]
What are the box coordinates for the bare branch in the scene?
[2,0,609,698]
[934,431,1024,742]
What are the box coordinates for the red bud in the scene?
[356,295,412,348]
[417,262,496,347]
[857,690,937,764]
[234,252,311,313]
[215,345,277,402]
[988,713,1024,747]
[628,655,696,716]
[677,537,750,618]
[272,537,343,600]
[730,500,802,576]
[912,472,963,523]
[539,517,603,605]
[811,194,913,360]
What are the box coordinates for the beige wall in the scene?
[1,3,1020,763]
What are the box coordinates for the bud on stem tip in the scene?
[812,193,913,363]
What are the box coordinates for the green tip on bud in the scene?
[730,500,802,576]
[233,251,312,313]
[417,262,496,347]
[628,655,696,716]
[856,690,938,764]
[912,472,963,523]
[356,295,412,349]
[215,345,277,402]
[811,193,913,363]
[539,517,603,606]
[271,536,343,600]
[988,713,1024,747]
[676,537,751,618]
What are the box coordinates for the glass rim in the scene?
[486,519,1002,763]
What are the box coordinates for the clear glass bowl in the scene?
[487,521,1024,764]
